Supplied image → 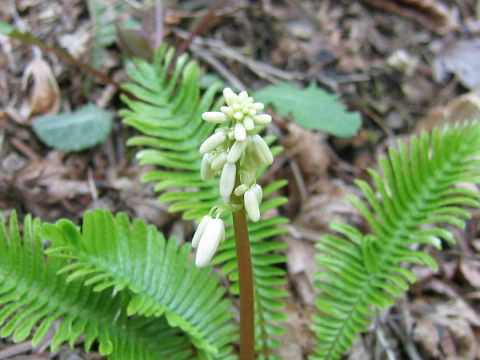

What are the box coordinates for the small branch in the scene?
[154,0,164,49]
[174,0,229,60]
[232,195,255,359]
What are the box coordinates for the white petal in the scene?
[220,106,234,117]
[192,215,212,248]
[244,190,260,222]
[238,91,248,101]
[200,132,226,154]
[252,134,273,165]
[220,163,236,198]
[253,102,264,111]
[234,122,247,141]
[234,184,248,196]
[251,184,263,204]
[202,111,227,124]
[210,152,228,171]
[243,117,255,131]
[200,154,215,180]
[227,140,248,163]
[234,111,244,121]
[253,114,272,125]
[195,218,224,267]
[223,88,237,106]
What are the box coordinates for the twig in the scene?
[374,317,397,360]
[174,0,229,60]
[189,43,246,90]
[289,159,308,202]
[154,0,163,49]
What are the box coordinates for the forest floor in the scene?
[1,0,480,359]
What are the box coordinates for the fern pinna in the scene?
[0,211,196,359]
[120,44,289,357]
[312,122,480,360]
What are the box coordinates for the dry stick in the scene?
[232,184,255,360]
[154,0,164,49]
[173,0,229,61]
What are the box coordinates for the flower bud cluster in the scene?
[193,88,274,267]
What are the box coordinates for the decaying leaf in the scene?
[432,37,480,89]
[415,89,480,133]
[359,0,459,34]
[20,57,61,117]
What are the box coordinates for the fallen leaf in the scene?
[20,57,61,117]
[359,0,459,34]
[432,37,480,89]
[415,89,480,133]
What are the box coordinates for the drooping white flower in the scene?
[227,140,248,163]
[220,163,236,198]
[251,184,263,205]
[191,215,212,248]
[234,122,247,141]
[252,134,273,165]
[244,189,260,222]
[200,154,215,181]
[200,132,227,154]
[253,114,272,125]
[210,152,228,171]
[195,218,224,267]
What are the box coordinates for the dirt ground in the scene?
[2,0,480,359]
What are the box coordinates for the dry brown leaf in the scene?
[359,0,459,34]
[415,89,480,133]
[283,123,331,185]
[432,37,480,89]
[20,57,61,118]
[412,299,479,360]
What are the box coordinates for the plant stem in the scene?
[232,207,255,360]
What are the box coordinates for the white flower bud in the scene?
[239,168,256,187]
[243,116,255,131]
[202,111,227,124]
[253,102,264,111]
[210,152,228,171]
[200,132,227,154]
[252,134,273,165]
[220,163,236,198]
[200,154,215,181]
[223,88,237,106]
[238,91,248,101]
[220,106,234,118]
[192,215,212,248]
[246,97,254,104]
[234,111,244,121]
[234,122,247,141]
[232,103,241,111]
[195,218,224,267]
[253,114,272,125]
[248,108,257,116]
[227,140,248,163]
[251,184,263,205]
[244,190,260,222]
[234,184,248,196]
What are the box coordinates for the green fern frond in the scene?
[40,209,237,359]
[120,45,291,357]
[0,211,193,359]
[119,44,222,220]
[311,122,480,360]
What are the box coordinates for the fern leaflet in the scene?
[311,122,480,360]
[0,211,193,359]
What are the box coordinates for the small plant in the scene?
[1,34,480,360]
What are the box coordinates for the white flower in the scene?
[191,215,212,248]
[202,111,228,124]
[252,134,273,165]
[253,114,272,125]
[251,184,263,204]
[195,218,225,267]
[234,122,247,141]
[200,132,227,154]
[210,152,227,171]
[220,163,236,198]
[244,189,260,222]
[227,140,248,163]
[200,153,215,181]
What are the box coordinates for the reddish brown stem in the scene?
[232,208,255,360]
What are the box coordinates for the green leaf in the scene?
[253,82,361,137]
[33,104,113,151]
